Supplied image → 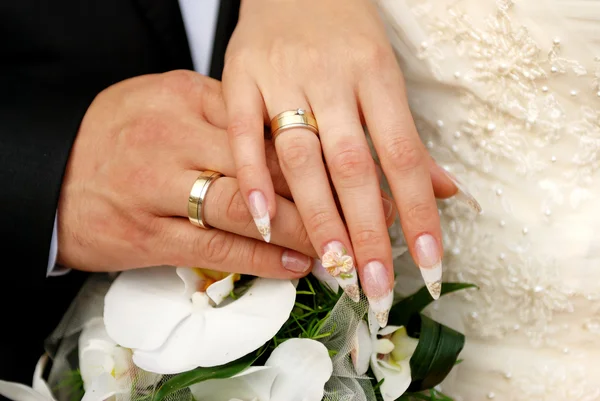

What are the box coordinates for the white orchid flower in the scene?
[104,266,297,374]
[190,338,333,401]
[78,317,160,401]
[351,314,418,401]
[0,354,55,401]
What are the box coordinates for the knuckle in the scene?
[160,69,199,97]
[293,223,313,253]
[352,228,387,249]
[227,119,256,141]
[201,231,234,264]
[277,136,319,172]
[225,187,251,222]
[224,49,250,75]
[405,202,438,225]
[329,143,374,183]
[355,42,395,73]
[247,241,267,270]
[383,135,425,172]
[305,208,338,236]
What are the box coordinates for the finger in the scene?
[154,70,229,129]
[157,218,312,278]
[312,90,394,325]
[162,172,315,257]
[429,160,481,212]
[222,68,275,243]
[158,169,291,220]
[359,69,443,301]
[429,159,457,199]
[168,121,291,199]
[264,92,361,303]
[377,158,457,200]
[380,190,397,228]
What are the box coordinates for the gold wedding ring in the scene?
[270,108,319,141]
[188,170,223,229]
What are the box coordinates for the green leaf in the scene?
[407,314,465,392]
[388,283,477,326]
[151,350,262,401]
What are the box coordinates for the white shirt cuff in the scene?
[47,212,70,277]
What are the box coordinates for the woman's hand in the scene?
[222,0,460,325]
[57,71,319,277]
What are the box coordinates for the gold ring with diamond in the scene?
[270,108,319,141]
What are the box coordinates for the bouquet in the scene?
[0,249,474,401]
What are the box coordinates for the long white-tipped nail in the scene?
[321,241,360,302]
[415,234,443,300]
[362,260,394,327]
[443,170,482,213]
[248,190,271,242]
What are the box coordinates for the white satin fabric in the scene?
[377,0,600,399]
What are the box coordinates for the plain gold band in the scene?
[270,109,319,141]
[188,170,223,229]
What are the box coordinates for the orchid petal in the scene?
[189,367,277,401]
[351,320,372,375]
[378,325,403,337]
[31,355,53,400]
[79,318,115,348]
[374,339,394,355]
[78,318,118,389]
[0,355,55,401]
[0,381,53,401]
[79,347,115,390]
[390,327,419,362]
[176,267,205,299]
[104,266,192,351]
[371,354,411,401]
[81,373,119,401]
[206,273,236,306]
[132,279,296,373]
[311,260,339,293]
[267,339,333,401]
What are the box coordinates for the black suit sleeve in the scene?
[0,0,194,383]
[0,76,97,282]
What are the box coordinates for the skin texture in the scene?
[57,71,319,277]
[222,0,456,310]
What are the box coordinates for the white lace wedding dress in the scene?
[376,0,600,399]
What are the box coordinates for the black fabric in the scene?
[0,0,237,387]
[209,0,241,80]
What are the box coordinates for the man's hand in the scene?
[57,71,316,277]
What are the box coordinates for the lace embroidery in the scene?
[381,0,600,352]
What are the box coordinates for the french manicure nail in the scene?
[321,241,360,302]
[415,234,442,300]
[443,170,482,213]
[248,190,271,243]
[282,250,312,273]
[381,197,393,220]
[362,260,393,327]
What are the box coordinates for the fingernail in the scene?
[362,260,393,327]
[443,170,482,213]
[321,241,360,302]
[248,190,271,243]
[282,250,312,273]
[381,197,394,220]
[415,234,442,300]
